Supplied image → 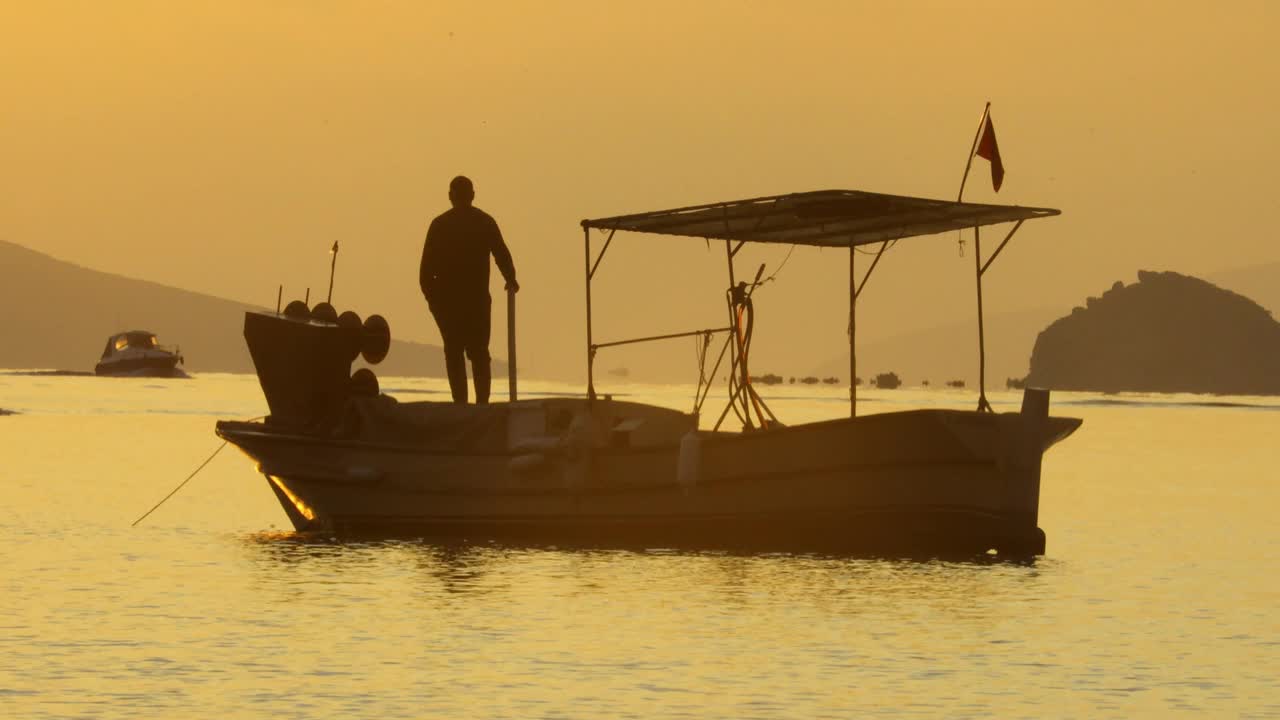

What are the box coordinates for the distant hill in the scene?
[0,240,487,377]
[808,306,1067,389]
[803,261,1280,393]
[1025,270,1280,394]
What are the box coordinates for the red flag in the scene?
[975,114,1004,192]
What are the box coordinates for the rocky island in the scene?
[1025,270,1280,395]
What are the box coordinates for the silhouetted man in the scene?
[420,176,519,404]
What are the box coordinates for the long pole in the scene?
[957,101,991,203]
[327,241,339,304]
[849,245,856,418]
[507,287,517,402]
[974,227,991,412]
[959,102,994,413]
[584,226,595,401]
[724,240,748,427]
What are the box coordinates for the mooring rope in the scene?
[130,442,229,527]
[130,415,263,527]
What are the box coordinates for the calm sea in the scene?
[2,373,1277,719]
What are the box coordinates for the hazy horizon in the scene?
[4,2,1277,381]
[5,8,1280,714]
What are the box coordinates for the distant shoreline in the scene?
[0,369,95,377]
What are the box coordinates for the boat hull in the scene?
[217,403,1079,555]
[94,353,183,377]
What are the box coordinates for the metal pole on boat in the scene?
[849,244,856,418]
[724,240,747,426]
[584,225,596,401]
[507,287,517,402]
[958,102,994,413]
[973,227,991,413]
[957,102,991,202]
[326,241,339,304]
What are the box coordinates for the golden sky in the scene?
[3,2,1277,380]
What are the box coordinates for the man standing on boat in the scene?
[420,175,519,404]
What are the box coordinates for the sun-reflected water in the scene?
[2,372,1278,718]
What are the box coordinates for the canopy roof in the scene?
[581,189,1059,247]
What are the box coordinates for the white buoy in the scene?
[677,431,701,493]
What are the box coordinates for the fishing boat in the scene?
[217,189,1080,555]
[95,330,186,377]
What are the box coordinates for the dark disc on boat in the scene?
[350,367,379,397]
[283,300,310,319]
[310,302,338,324]
[337,310,362,331]
[362,314,391,364]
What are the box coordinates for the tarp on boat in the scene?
[339,396,695,453]
[344,396,514,452]
[581,189,1058,248]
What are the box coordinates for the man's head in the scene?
[449,176,475,208]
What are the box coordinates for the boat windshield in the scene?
[115,332,158,351]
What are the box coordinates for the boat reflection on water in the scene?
[236,533,1050,612]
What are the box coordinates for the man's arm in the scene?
[489,218,518,292]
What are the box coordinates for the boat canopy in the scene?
[581,189,1058,247]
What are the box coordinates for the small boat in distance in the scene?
[95,330,187,377]
[872,372,902,389]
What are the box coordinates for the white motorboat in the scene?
[95,330,186,377]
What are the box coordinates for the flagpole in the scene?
[958,102,993,413]
[956,101,991,202]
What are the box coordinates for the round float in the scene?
[362,314,390,364]
[350,367,379,397]
[310,302,338,324]
[283,300,310,319]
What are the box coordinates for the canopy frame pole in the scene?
[584,226,596,401]
[973,227,992,413]
[980,219,1024,276]
[723,240,753,429]
[846,239,890,418]
[855,240,889,301]
[588,227,617,280]
[593,326,732,351]
[695,333,733,416]
[849,245,856,418]
[972,219,1026,413]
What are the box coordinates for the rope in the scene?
[757,244,797,286]
[130,415,264,527]
[693,332,710,413]
[130,441,228,527]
